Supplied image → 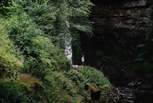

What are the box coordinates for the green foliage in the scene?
[0,0,112,103]
[44,71,86,103]
[79,66,112,102]
[43,68,111,103]
[80,66,111,89]
[1,13,47,78]
[7,14,43,54]
[24,36,70,77]
[2,8,70,78]
[0,18,23,78]
[12,0,93,47]
[68,0,93,34]
[0,80,29,103]
[65,69,86,87]
[65,68,112,102]
[0,79,44,103]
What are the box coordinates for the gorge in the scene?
[72,0,153,102]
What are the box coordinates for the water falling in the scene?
[64,39,73,64]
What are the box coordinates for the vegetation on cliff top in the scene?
[0,0,111,103]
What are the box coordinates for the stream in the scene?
[117,80,153,103]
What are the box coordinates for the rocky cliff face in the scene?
[79,1,153,102]
[92,0,151,34]
[80,0,152,84]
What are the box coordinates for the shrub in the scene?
[0,80,29,103]
[4,13,70,78]
[44,71,85,103]
[12,0,93,47]
[0,1,113,103]
[65,69,86,87]
[6,14,43,53]
[17,74,48,103]
[0,78,46,103]
[0,18,23,78]
[79,66,111,89]
[24,36,70,78]
[66,67,112,102]
[79,66,112,102]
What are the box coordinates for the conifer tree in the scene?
[12,0,93,47]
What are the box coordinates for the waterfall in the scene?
[64,38,85,66]
[64,39,73,64]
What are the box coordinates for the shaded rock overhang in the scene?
[80,0,152,84]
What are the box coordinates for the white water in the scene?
[64,39,73,64]
[64,38,85,65]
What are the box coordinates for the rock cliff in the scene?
[80,0,152,84]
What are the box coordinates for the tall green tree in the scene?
[11,0,93,47]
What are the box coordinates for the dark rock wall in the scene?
[80,0,152,84]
